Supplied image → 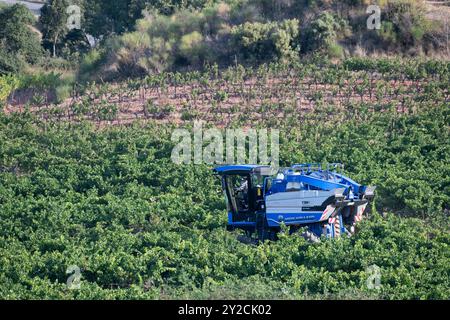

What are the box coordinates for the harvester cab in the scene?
[214,165,271,225]
[214,163,376,242]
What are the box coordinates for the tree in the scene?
[61,29,91,60]
[39,0,70,57]
[84,0,146,39]
[0,4,43,74]
[83,0,212,39]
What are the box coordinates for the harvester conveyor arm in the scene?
[298,175,348,191]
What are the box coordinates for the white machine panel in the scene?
[265,190,334,213]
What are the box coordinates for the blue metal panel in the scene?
[309,223,324,238]
[334,173,362,194]
[298,175,348,191]
[266,212,323,227]
[214,165,266,174]
[267,179,286,194]
[229,221,257,227]
[339,214,346,234]
[228,212,256,227]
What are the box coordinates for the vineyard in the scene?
[3,58,450,127]
[0,57,449,299]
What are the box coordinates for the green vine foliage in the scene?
[0,95,448,299]
[0,59,450,299]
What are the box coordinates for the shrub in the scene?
[115,32,153,77]
[0,74,20,102]
[0,47,25,75]
[302,12,348,56]
[327,42,345,59]
[55,84,72,104]
[82,4,237,80]
[231,19,300,62]
[78,49,107,82]
[80,1,304,80]
[381,0,434,49]
[179,31,207,67]
[379,21,397,44]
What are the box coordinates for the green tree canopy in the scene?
[83,0,215,39]
[83,0,145,38]
[39,0,70,57]
[0,4,43,74]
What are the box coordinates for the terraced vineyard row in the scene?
[5,59,449,127]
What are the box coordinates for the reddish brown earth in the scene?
[4,73,445,127]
